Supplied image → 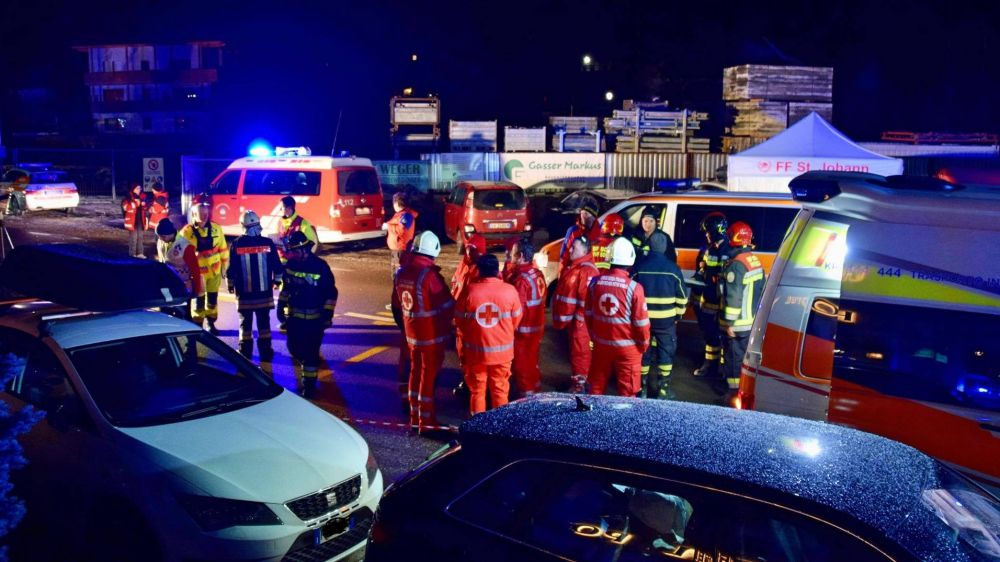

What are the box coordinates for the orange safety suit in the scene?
[392,254,454,429]
[386,208,418,251]
[148,186,170,228]
[553,253,599,392]
[509,262,546,395]
[558,219,602,272]
[121,193,148,231]
[585,268,651,396]
[455,277,521,415]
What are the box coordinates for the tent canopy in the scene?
[728,112,904,192]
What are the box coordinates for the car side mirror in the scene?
[47,398,84,433]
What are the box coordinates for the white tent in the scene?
[727,112,904,192]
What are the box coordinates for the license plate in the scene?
[316,516,351,543]
[488,222,512,230]
[356,207,371,216]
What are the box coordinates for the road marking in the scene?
[28,231,84,240]
[330,267,354,273]
[345,345,390,363]
[344,312,394,322]
[376,311,393,317]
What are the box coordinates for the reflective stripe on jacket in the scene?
[278,254,337,321]
[451,257,479,302]
[718,248,765,332]
[558,221,603,271]
[393,254,454,347]
[148,188,169,228]
[157,235,203,295]
[455,277,522,365]
[277,212,318,260]
[553,255,599,329]
[585,268,650,353]
[387,208,418,251]
[121,194,148,232]
[227,235,283,310]
[180,222,228,278]
[632,253,688,330]
[592,234,618,270]
[510,263,546,335]
[695,240,731,310]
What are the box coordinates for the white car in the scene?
[1,301,382,561]
[1,166,80,211]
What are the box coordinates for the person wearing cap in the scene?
[631,206,677,264]
[227,210,284,360]
[155,217,202,320]
[392,230,454,433]
[277,231,337,398]
[507,239,546,396]
[557,197,602,273]
[122,183,149,258]
[633,231,688,400]
[455,254,521,415]
[180,200,228,334]
[585,237,650,397]
[553,235,600,393]
[277,196,318,263]
[384,192,419,279]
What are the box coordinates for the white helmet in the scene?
[608,237,636,267]
[412,231,441,258]
[241,210,261,228]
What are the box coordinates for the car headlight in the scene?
[367,448,380,485]
[177,494,281,531]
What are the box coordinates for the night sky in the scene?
[2,0,999,157]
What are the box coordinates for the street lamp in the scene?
[604,90,615,102]
[582,54,593,66]
[411,54,418,62]
[403,87,413,96]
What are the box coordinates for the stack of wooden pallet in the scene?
[550,116,601,152]
[722,65,833,152]
[604,102,711,153]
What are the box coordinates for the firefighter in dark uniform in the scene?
[718,221,765,393]
[691,212,730,394]
[227,210,283,361]
[631,207,677,264]
[632,231,688,399]
[277,231,337,398]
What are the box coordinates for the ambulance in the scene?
[207,148,386,243]
[738,171,1000,490]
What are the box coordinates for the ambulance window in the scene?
[674,204,759,249]
[244,170,321,196]
[833,299,1000,413]
[619,204,666,234]
[337,169,381,195]
[210,171,240,195]
[758,208,799,252]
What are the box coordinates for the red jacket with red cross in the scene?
[509,262,546,337]
[552,254,599,330]
[585,268,651,354]
[455,277,522,365]
[392,254,455,348]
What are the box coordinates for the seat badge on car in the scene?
[326,491,338,506]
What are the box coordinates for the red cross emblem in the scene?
[400,290,414,311]
[599,294,620,316]
[475,302,501,328]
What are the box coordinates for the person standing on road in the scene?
[155,217,202,321]
[390,249,415,413]
[456,254,521,415]
[392,231,454,433]
[180,201,229,334]
[557,198,602,274]
[718,222,765,394]
[148,182,170,230]
[553,235,600,393]
[593,213,625,270]
[384,192,418,278]
[277,231,337,398]
[691,212,731,394]
[585,238,650,397]
[451,233,486,392]
[277,196,318,263]
[122,183,149,258]
[508,240,546,397]
[632,231,688,399]
[227,210,283,361]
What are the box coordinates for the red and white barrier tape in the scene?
[337,416,459,433]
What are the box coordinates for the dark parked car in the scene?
[367,394,1000,562]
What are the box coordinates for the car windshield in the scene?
[922,465,1000,559]
[473,188,525,210]
[30,171,70,183]
[69,331,283,427]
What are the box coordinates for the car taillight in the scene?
[735,390,754,410]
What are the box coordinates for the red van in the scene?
[208,154,385,243]
[443,181,530,249]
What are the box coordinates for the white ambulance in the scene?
[738,171,1000,491]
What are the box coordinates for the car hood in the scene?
[116,391,368,503]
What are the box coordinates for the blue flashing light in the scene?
[656,178,700,192]
[248,139,273,157]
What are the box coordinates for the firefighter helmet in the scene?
[577,195,599,218]
[727,221,754,247]
[413,231,441,258]
[699,212,728,243]
[601,214,624,236]
[285,231,313,251]
[608,237,636,267]
[240,210,261,228]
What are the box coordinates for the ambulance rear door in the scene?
[332,167,382,237]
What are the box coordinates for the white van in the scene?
[738,171,1000,491]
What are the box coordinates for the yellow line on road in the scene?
[376,311,393,317]
[344,312,394,322]
[345,346,390,363]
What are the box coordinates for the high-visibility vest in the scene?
[510,263,545,336]
[632,253,688,330]
[456,277,521,365]
[585,268,651,351]
[227,235,283,310]
[278,254,337,321]
[181,222,228,279]
[695,240,731,310]
[387,208,418,251]
[553,255,598,329]
[394,255,454,347]
[277,213,318,260]
[148,188,169,229]
[719,248,765,332]
[121,194,148,232]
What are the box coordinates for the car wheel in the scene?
[82,499,163,562]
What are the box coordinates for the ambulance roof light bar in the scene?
[275,146,312,157]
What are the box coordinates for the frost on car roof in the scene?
[460,393,978,562]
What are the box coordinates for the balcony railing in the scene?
[83,68,219,86]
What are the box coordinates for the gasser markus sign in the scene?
[500,153,605,188]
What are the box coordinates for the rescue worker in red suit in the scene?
[385,192,418,278]
[553,235,599,393]
[593,213,625,270]
[392,231,454,433]
[121,183,148,258]
[718,222,765,393]
[585,237,651,396]
[451,234,486,397]
[154,218,202,321]
[227,210,283,361]
[508,240,546,396]
[455,254,521,415]
[691,212,731,395]
[557,198,602,274]
[148,182,170,230]
[390,249,414,413]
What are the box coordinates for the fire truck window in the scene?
[244,170,320,196]
[337,169,381,196]
[210,171,240,195]
[833,299,1000,413]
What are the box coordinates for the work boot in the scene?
[452,380,469,398]
[258,339,274,362]
[238,340,253,359]
[692,360,719,378]
[207,319,221,336]
[656,379,677,401]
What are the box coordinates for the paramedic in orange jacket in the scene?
[385,192,418,278]
[508,240,546,396]
[585,237,651,396]
[557,198,602,273]
[451,233,486,373]
[553,235,599,393]
[592,213,625,270]
[455,254,522,415]
[392,231,454,432]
